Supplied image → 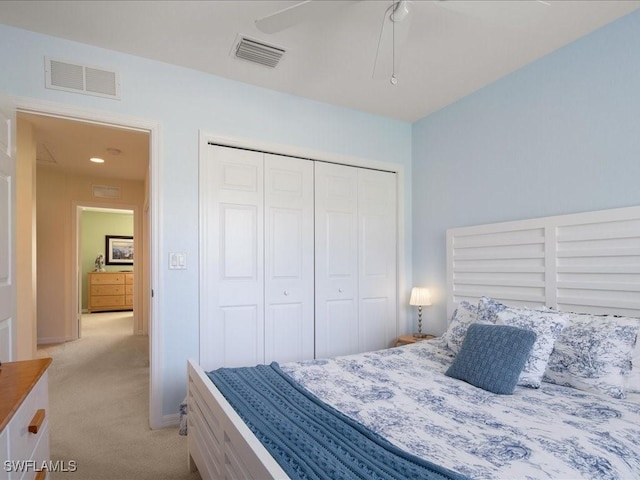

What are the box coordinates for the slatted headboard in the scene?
[446,206,640,321]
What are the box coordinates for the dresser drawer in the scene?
[90,274,124,285]
[90,296,125,308]
[90,285,125,296]
[17,421,49,480]
[9,373,48,471]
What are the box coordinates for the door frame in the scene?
[12,96,164,429]
[0,95,16,362]
[74,203,138,337]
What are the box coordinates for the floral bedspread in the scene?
[280,339,640,480]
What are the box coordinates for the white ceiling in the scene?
[1,0,639,123]
[19,112,149,181]
[4,1,639,181]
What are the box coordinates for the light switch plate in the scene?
[169,252,187,270]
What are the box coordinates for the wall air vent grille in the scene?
[234,37,285,68]
[46,57,121,100]
[92,185,121,199]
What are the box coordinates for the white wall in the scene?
[0,25,412,417]
[412,10,640,334]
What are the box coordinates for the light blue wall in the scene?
[412,10,640,334]
[0,25,412,416]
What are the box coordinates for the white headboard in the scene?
[446,206,640,321]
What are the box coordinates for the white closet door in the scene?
[201,146,264,370]
[315,162,359,358]
[264,154,314,363]
[358,169,397,353]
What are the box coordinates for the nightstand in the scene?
[394,334,436,347]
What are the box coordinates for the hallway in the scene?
[38,312,200,480]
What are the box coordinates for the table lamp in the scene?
[409,287,431,338]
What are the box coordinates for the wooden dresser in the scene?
[87,271,134,313]
[0,357,52,480]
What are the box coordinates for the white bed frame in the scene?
[188,205,640,480]
[187,359,288,479]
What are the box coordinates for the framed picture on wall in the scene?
[105,235,134,265]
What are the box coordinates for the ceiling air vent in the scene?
[45,57,121,99]
[233,37,285,68]
[92,185,121,199]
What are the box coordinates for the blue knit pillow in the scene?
[445,323,536,395]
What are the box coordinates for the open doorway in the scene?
[17,112,149,344]
[78,206,135,338]
[14,102,163,428]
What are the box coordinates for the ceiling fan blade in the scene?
[434,0,551,28]
[256,1,360,34]
[372,2,413,81]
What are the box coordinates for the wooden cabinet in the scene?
[125,273,134,309]
[394,334,436,347]
[87,272,134,313]
[0,358,52,480]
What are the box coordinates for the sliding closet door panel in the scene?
[202,145,264,370]
[358,169,397,352]
[323,300,357,357]
[359,298,390,353]
[220,205,258,280]
[220,306,261,367]
[264,154,314,363]
[315,162,359,358]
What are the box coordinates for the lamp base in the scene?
[413,332,431,338]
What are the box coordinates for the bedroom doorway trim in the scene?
[11,96,165,429]
[73,204,138,337]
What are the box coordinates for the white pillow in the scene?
[496,307,568,388]
[441,301,480,355]
[543,312,640,399]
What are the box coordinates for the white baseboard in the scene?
[37,335,74,345]
[161,413,180,428]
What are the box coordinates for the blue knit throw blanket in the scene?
[207,362,468,480]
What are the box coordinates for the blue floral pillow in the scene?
[477,296,509,323]
[496,307,568,388]
[441,301,482,355]
[445,323,536,395]
[543,312,640,399]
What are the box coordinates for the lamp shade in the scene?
[409,287,431,306]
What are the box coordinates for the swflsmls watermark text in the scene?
[4,460,78,473]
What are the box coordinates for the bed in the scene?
[187,205,640,479]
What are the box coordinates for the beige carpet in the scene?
[38,312,201,480]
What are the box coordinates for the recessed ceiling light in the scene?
[90,157,105,164]
[106,147,122,155]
